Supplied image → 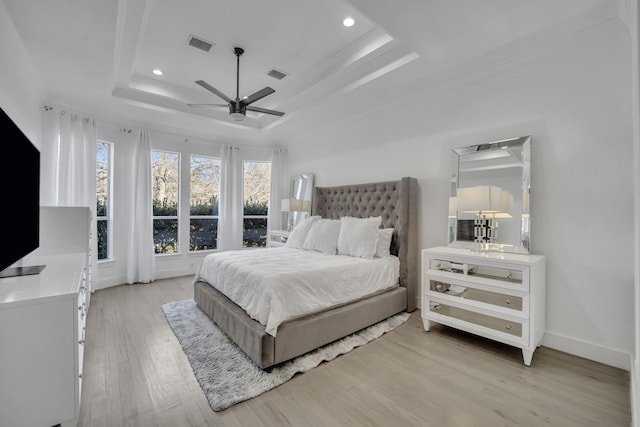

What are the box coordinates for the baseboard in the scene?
[543,330,631,371]
[94,266,198,290]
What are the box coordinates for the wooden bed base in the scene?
[194,177,418,369]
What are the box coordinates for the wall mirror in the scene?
[284,173,314,230]
[448,136,531,254]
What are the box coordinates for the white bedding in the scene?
[193,247,400,336]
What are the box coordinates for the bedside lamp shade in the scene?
[458,185,503,215]
[289,199,304,212]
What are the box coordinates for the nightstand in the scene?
[267,230,290,247]
[422,246,545,366]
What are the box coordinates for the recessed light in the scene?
[343,17,355,27]
[152,68,164,76]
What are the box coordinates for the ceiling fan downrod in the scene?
[234,47,244,101]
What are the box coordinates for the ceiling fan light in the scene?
[230,112,245,121]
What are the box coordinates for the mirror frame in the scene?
[289,173,315,228]
[448,136,531,254]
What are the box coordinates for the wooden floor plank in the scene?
[79,275,631,426]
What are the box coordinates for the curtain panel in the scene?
[268,147,288,231]
[126,130,155,284]
[217,145,243,251]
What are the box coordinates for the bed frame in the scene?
[194,176,418,369]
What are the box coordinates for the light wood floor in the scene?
[79,275,631,427]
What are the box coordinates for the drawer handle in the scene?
[434,305,441,311]
[505,324,512,331]
[505,299,512,305]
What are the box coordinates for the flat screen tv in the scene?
[0,107,45,278]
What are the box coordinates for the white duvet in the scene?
[193,247,400,336]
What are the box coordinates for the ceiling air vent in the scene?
[187,35,214,53]
[267,68,288,80]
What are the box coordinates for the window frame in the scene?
[242,159,271,248]
[152,149,181,255]
[96,140,113,261]
[189,153,221,253]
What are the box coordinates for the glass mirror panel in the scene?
[289,173,314,229]
[448,136,531,254]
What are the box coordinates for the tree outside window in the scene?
[243,161,271,247]
[96,141,112,260]
[190,155,220,251]
[152,150,180,254]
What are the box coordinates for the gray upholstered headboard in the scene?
[312,177,419,312]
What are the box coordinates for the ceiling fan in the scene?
[188,47,285,121]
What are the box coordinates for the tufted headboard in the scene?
[312,177,418,312]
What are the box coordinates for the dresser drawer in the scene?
[429,301,523,337]
[430,258,526,290]
[428,279,523,311]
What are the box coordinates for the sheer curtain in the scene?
[218,144,243,251]
[40,107,99,290]
[268,147,288,231]
[126,130,155,284]
[40,108,96,206]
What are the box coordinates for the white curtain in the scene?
[40,107,99,291]
[126,130,155,284]
[268,147,288,231]
[40,108,96,206]
[218,144,243,251]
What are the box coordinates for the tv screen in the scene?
[0,107,40,274]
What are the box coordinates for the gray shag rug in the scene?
[161,299,410,411]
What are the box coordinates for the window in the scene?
[152,150,180,254]
[243,161,271,248]
[96,141,112,260]
[190,155,220,251]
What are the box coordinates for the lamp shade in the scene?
[522,190,530,218]
[457,185,503,214]
[289,199,305,212]
[448,196,457,218]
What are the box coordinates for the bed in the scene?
[193,177,418,369]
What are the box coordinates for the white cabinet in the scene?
[38,206,93,296]
[0,253,87,427]
[267,230,290,247]
[422,247,545,366]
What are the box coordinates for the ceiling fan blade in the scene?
[243,87,275,105]
[195,80,232,103]
[246,105,285,116]
[187,103,228,108]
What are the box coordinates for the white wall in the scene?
[0,1,44,148]
[288,23,634,369]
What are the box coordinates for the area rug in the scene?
[161,299,410,411]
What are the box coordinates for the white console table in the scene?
[0,252,88,427]
[422,247,545,366]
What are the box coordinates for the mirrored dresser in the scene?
[422,246,545,366]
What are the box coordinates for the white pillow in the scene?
[337,216,382,259]
[302,219,341,254]
[375,228,394,258]
[285,216,321,249]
